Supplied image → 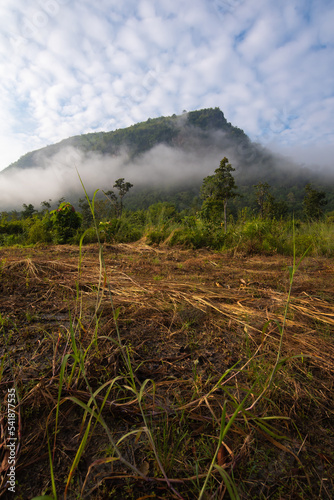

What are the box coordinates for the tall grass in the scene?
[1,202,333,257]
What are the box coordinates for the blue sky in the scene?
[0,0,334,171]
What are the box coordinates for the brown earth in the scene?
[0,243,333,499]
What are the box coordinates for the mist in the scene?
[0,142,224,211]
[0,128,331,212]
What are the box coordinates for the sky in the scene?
[0,0,334,174]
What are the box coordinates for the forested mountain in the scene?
[1,107,333,214]
[4,108,247,171]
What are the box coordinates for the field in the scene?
[0,243,334,499]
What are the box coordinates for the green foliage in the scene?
[74,227,100,244]
[21,203,37,219]
[0,191,334,257]
[167,220,226,250]
[99,218,142,243]
[254,182,272,218]
[231,219,284,255]
[200,198,225,222]
[303,183,328,220]
[104,178,133,218]
[146,202,178,225]
[50,202,82,244]
[0,220,24,235]
[201,157,239,233]
[146,228,168,245]
[26,215,53,244]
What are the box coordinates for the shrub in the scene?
[0,221,24,235]
[50,202,82,244]
[229,219,287,255]
[146,228,167,245]
[167,227,209,249]
[147,202,177,225]
[100,218,142,243]
[77,227,100,244]
[27,217,52,244]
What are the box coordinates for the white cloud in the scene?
[0,0,333,174]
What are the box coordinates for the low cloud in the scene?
[0,144,216,211]
[1,126,327,212]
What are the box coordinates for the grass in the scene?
[0,237,333,498]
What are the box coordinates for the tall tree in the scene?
[303,183,328,220]
[105,178,133,218]
[200,157,238,233]
[103,190,119,217]
[254,182,272,218]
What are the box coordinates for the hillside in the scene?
[1,108,333,214]
[4,108,247,171]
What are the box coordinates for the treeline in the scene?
[0,170,333,257]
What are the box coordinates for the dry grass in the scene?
[0,243,333,499]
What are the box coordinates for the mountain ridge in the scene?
[3,108,249,172]
[1,107,333,214]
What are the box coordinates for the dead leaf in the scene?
[139,460,149,476]
[217,444,228,467]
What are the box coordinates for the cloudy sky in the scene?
[1,0,333,172]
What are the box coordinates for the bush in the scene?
[146,228,167,245]
[146,202,178,225]
[76,227,100,244]
[0,221,24,235]
[50,202,82,244]
[100,218,142,243]
[27,218,52,244]
[227,219,288,255]
[166,224,226,249]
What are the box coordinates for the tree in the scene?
[103,190,119,217]
[21,203,37,219]
[200,157,238,233]
[40,200,52,215]
[78,197,94,228]
[303,183,328,220]
[254,182,272,218]
[104,178,133,218]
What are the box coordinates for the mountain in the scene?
[4,108,248,171]
[1,108,333,213]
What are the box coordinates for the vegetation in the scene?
[1,106,334,497]
[0,162,332,257]
[104,178,134,218]
[0,222,333,498]
[49,202,82,244]
[303,182,328,220]
[200,157,239,233]
[3,108,236,171]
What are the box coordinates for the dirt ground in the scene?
[0,243,333,499]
